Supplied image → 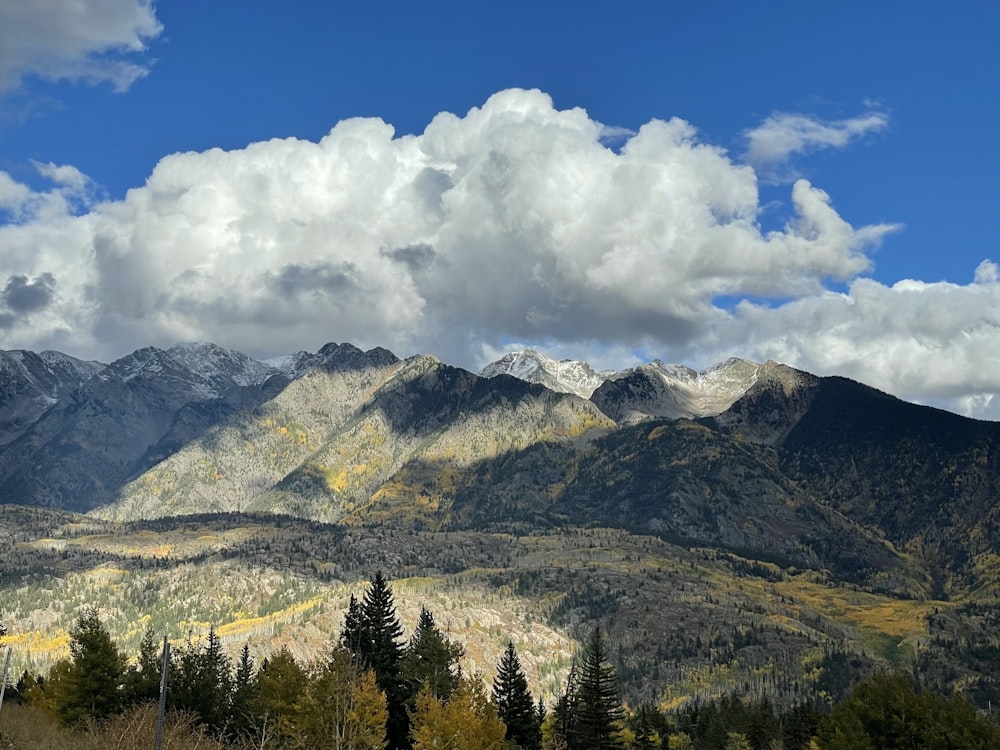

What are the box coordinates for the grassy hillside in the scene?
[5,504,995,712]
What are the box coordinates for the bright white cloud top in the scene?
[1,88,998,418]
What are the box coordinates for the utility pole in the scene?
[154,637,170,750]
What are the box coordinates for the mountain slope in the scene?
[0,343,291,511]
[4,341,1000,713]
[0,349,104,446]
[100,343,401,520]
[591,358,762,423]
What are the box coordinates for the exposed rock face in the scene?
[591,357,763,423]
[711,360,819,444]
[0,349,104,446]
[0,342,298,511]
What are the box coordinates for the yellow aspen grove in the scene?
[410,676,506,750]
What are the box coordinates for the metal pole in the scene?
[0,647,12,715]
[154,637,170,750]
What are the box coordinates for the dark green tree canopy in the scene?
[342,571,409,749]
[53,608,128,726]
[123,625,162,706]
[492,641,541,750]
[402,606,463,702]
[566,626,624,750]
[819,672,1000,749]
[168,626,233,733]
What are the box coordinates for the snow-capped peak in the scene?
[479,349,614,398]
[165,342,279,387]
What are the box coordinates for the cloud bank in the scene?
[0,0,161,92]
[0,89,997,418]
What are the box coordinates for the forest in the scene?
[3,574,1000,750]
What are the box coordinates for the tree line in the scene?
[4,584,1000,750]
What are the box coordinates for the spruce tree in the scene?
[124,626,162,705]
[343,571,409,749]
[567,626,623,750]
[51,608,128,726]
[341,593,364,653]
[228,643,258,744]
[402,607,463,702]
[169,627,233,734]
[492,641,541,749]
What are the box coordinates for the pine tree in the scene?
[50,607,128,726]
[342,593,365,653]
[124,626,162,706]
[402,607,463,702]
[566,626,623,750]
[492,641,541,749]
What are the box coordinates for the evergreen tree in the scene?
[254,646,308,745]
[124,626,162,706]
[549,663,579,749]
[227,643,259,744]
[782,701,821,750]
[342,593,365,653]
[402,607,463,702]
[169,627,233,734]
[492,641,541,749]
[343,572,408,749]
[566,626,623,750]
[50,607,128,726]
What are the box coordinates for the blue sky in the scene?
[0,1,998,418]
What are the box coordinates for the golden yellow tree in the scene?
[410,676,506,750]
[347,670,389,750]
[296,647,387,750]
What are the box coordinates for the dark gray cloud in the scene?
[2,272,56,312]
[269,262,359,297]
[381,243,438,272]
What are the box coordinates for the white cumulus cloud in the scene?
[0,0,162,93]
[743,110,889,183]
[1,88,998,418]
[716,268,1000,418]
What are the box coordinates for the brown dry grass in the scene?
[0,702,231,750]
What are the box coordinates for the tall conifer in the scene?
[51,608,128,726]
[402,607,463,702]
[567,626,623,750]
[492,641,541,749]
[343,571,409,749]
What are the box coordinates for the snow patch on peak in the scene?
[166,342,278,387]
[479,349,613,398]
[599,357,762,421]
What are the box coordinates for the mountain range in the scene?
[2,341,999,710]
